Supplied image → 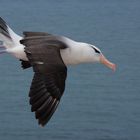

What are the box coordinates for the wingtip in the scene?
[39,123,45,127]
[38,119,47,127]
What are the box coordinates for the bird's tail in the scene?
[0,17,22,54]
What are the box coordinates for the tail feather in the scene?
[0,17,11,39]
[0,49,6,54]
[0,17,22,49]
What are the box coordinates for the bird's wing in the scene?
[23,31,51,37]
[20,36,67,126]
[20,31,51,69]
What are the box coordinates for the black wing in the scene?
[23,31,51,37]
[21,34,67,126]
[20,31,51,69]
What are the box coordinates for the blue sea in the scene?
[0,0,140,140]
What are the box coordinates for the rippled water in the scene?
[0,0,140,140]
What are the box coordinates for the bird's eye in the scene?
[93,47,100,54]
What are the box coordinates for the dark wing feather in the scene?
[20,59,31,69]
[20,31,51,69]
[21,35,67,126]
[23,31,51,37]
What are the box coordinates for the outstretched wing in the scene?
[20,34,67,126]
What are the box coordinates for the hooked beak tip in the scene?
[111,63,116,72]
[100,54,116,72]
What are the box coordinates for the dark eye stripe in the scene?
[92,47,100,54]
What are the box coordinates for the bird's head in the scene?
[90,44,116,71]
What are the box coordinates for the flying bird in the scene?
[0,17,116,126]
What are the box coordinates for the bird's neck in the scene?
[60,41,97,65]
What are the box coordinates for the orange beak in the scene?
[100,54,116,71]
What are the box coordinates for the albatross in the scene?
[0,17,116,126]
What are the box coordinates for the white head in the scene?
[89,44,116,71]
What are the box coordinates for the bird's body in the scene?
[0,17,116,126]
[6,32,99,65]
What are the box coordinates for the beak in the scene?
[100,54,116,71]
